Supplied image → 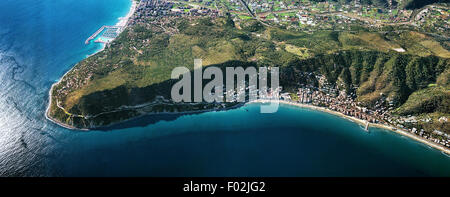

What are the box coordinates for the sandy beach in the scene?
[249,99,450,155]
[116,0,137,28]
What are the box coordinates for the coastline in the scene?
[249,99,450,155]
[92,102,246,130]
[47,91,450,154]
[44,0,449,155]
[45,0,137,131]
[116,0,137,27]
[87,0,137,57]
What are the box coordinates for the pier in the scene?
[85,25,122,44]
[364,121,370,132]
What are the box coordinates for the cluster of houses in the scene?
[220,0,417,30]
[293,87,379,124]
[414,5,449,35]
[278,73,450,148]
[290,86,450,148]
[387,115,450,148]
[129,0,220,25]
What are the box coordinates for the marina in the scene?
[84,25,122,44]
[84,0,136,45]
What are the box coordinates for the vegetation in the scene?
[311,0,447,9]
[49,17,449,129]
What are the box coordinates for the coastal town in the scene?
[124,0,450,149]
[51,0,450,153]
[125,0,449,36]
[209,71,450,150]
[89,0,449,46]
[276,78,450,149]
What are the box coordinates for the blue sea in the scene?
[0,0,449,177]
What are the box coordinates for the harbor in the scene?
[84,0,137,45]
[84,25,122,44]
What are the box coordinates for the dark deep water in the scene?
[0,0,449,177]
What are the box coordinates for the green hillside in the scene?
[48,17,450,129]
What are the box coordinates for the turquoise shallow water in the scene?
[0,0,449,177]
